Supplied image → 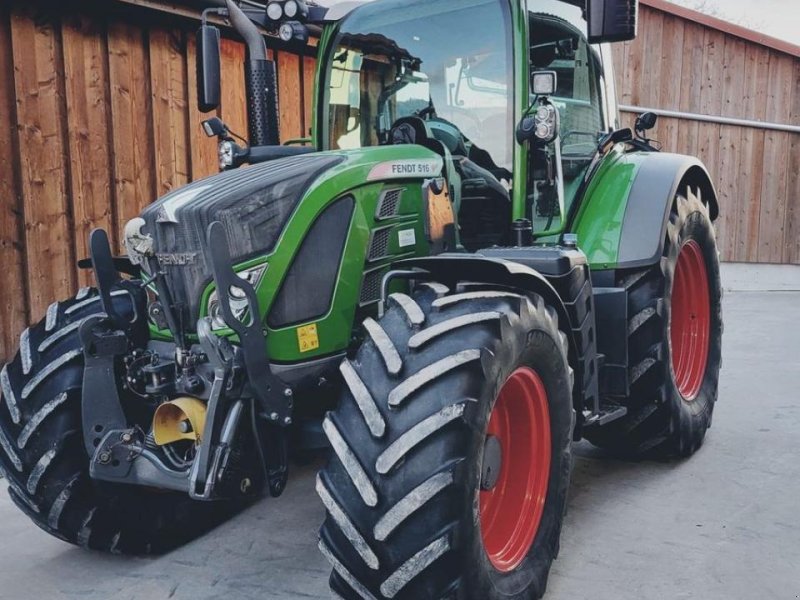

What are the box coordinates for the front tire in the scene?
[0,288,241,554]
[318,286,574,599]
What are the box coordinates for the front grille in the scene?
[360,268,386,305]
[368,228,391,262]
[376,189,402,220]
[268,197,354,329]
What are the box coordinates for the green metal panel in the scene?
[311,24,337,149]
[571,145,643,269]
[511,0,530,222]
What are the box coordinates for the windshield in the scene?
[324,0,514,172]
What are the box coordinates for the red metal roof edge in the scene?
[640,0,800,59]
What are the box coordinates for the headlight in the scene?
[218,140,235,170]
[207,265,268,330]
[533,103,559,144]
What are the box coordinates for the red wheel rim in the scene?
[670,240,711,400]
[479,368,551,573]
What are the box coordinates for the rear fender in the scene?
[575,151,719,270]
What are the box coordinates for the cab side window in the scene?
[529,2,606,218]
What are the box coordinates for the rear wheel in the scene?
[0,289,242,554]
[318,285,574,599]
[585,187,723,457]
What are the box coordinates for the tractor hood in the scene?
[136,153,344,326]
[131,146,442,330]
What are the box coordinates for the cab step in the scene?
[583,405,628,428]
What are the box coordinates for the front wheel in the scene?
[0,288,243,554]
[318,286,574,599]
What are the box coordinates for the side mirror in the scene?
[635,111,658,132]
[196,24,221,113]
[587,0,638,44]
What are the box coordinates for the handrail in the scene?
[620,105,800,134]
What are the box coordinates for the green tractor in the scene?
[0,0,722,597]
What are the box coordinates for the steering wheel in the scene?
[414,104,437,120]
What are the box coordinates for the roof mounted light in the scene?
[284,0,299,18]
[266,1,284,21]
[266,0,309,23]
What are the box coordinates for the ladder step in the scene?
[583,405,628,428]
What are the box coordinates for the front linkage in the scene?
[82,225,293,501]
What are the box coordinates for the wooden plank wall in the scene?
[0,2,317,361]
[1,1,797,361]
[613,5,800,265]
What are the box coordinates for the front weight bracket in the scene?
[204,221,293,426]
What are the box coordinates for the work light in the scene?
[533,103,559,144]
[284,0,299,18]
[279,21,310,43]
[266,0,309,22]
[218,140,236,170]
[532,70,557,96]
[266,1,284,21]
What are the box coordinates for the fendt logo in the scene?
[367,158,444,181]
[156,252,198,266]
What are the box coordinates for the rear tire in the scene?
[585,187,723,457]
[0,288,242,554]
[318,286,574,599]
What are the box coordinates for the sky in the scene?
[315,0,800,47]
[669,0,800,45]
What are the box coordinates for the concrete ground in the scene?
[0,292,798,600]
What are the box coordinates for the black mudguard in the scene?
[617,153,719,270]
[392,255,592,417]
[394,255,571,334]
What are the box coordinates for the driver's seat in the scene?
[390,117,446,155]
[390,117,463,215]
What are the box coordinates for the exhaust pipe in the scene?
[225,0,281,146]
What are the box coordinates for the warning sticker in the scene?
[398,229,417,248]
[297,324,320,353]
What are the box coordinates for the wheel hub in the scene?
[670,240,711,400]
[479,367,551,573]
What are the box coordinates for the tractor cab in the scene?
[198,0,638,250]
[320,0,515,251]
[314,0,635,248]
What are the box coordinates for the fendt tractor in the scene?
[0,0,723,597]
